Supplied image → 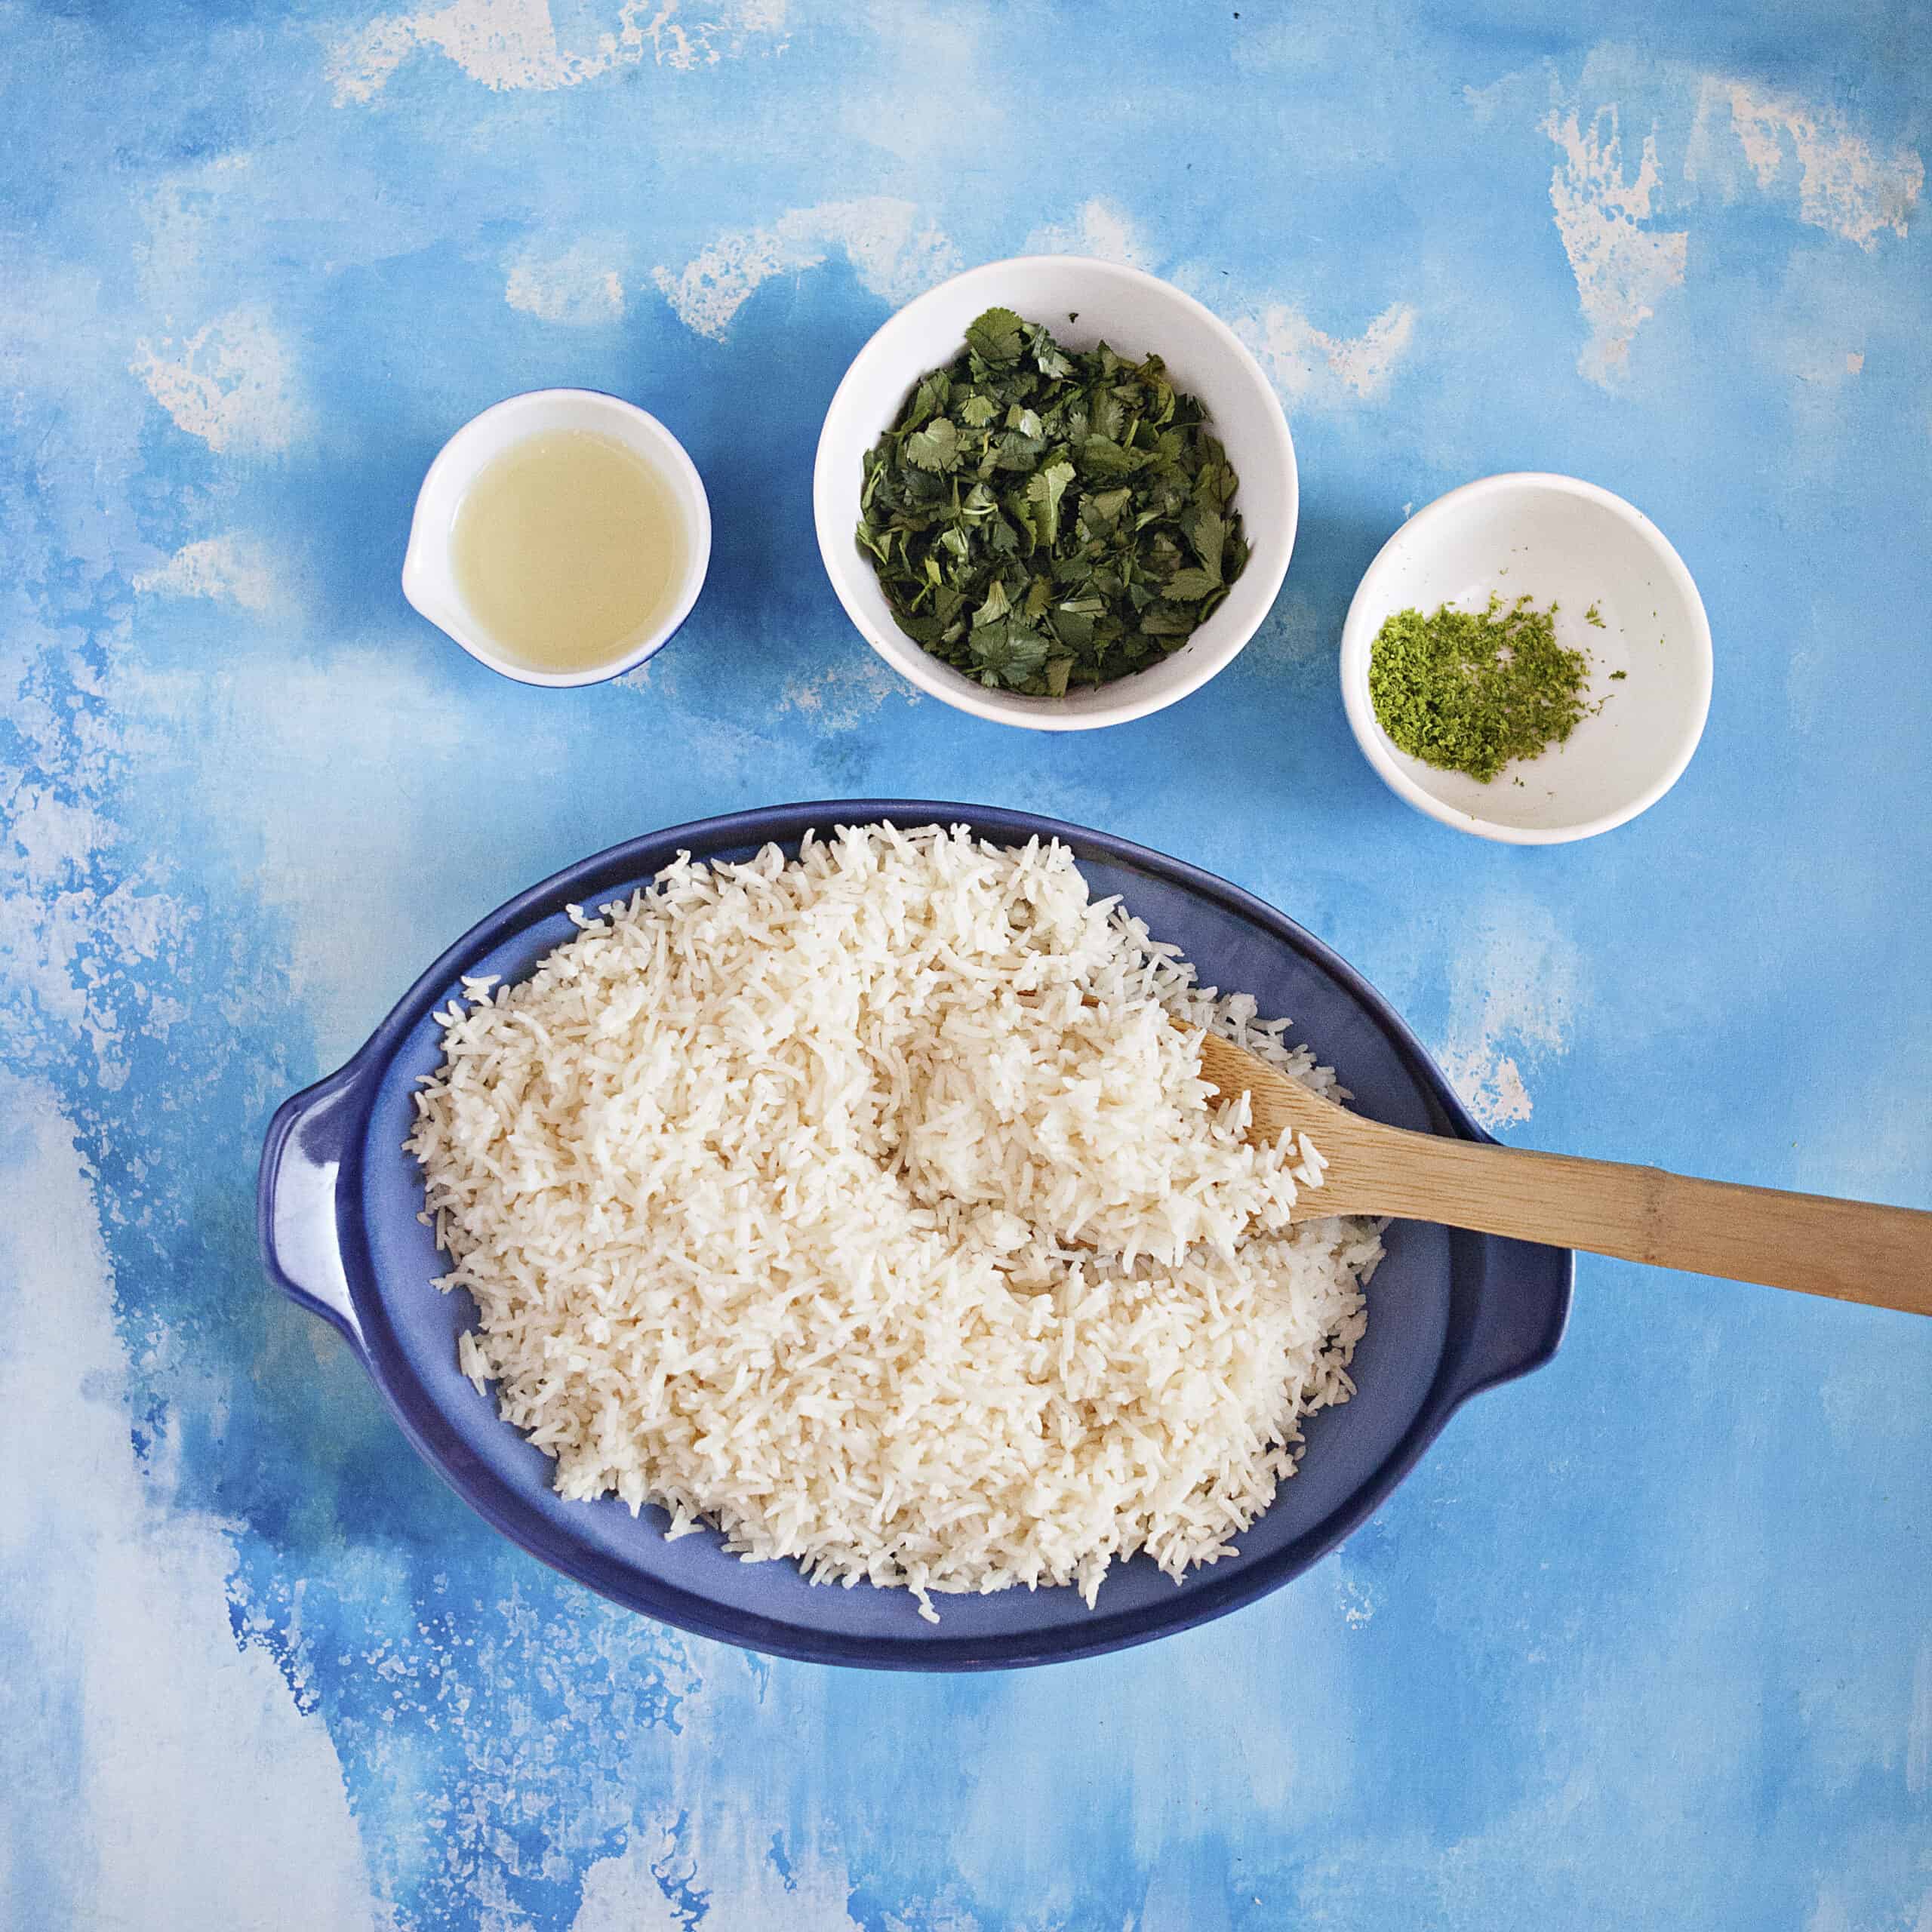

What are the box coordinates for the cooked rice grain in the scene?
[406,823,1381,1619]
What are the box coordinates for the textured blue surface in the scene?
[2,2,1927,1926]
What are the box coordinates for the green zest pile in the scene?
[857,307,1247,696]
[1368,594,1601,783]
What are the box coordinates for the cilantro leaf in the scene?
[973,578,1013,628]
[1026,460,1074,549]
[969,618,1051,688]
[1182,506,1226,576]
[1048,605,1096,653]
[904,369,950,428]
[964,306,1026,364]
[1162,568,1221,601]
[1140,604,1198,637]
[994,428,1045,470]
[905,417,961,473]
[1079,433,1144,477]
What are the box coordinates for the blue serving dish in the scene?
[258,801,1572,1669]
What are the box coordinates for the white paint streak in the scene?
[1786,645,1826,734]
[330,0,598,100]
[0,804,195,1088]
[1544,106,1688,387]
[1338,1568,1375,1629]
[130,306,309,456]
[134,534,277,613]
[505,240,627,325]
[573,1815,863,1930]
[645,0,789,72]
[779,650,914,731]
[0,1079,375,1929]
[1237,300,1417,406]
[5,789,113,891]
[1694,79,1921,250]
[328,0,786,104]
[1023,198,1155,269]
[1438,904,1578,1130]
[653,198,961,340]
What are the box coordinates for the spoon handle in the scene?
[1358,1132,1932,1315]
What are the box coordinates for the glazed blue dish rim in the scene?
[260,799,1574,1670]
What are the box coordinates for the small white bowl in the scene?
[813,257,1298,732]
[403,388,712,688]
[1339,474,1712,844]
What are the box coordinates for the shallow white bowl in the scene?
[403,389,712,688]
[1339,474,1712,844]
[813,257,1297,732]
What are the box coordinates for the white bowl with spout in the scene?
[403,389,712,688]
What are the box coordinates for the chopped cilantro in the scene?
[855,309,1247,694]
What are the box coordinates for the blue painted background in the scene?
[2,2,1927,1926]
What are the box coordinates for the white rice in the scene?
[406,823,1382,1620]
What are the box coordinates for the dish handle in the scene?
[257,1058,368,1355]
[1439,1232,1574,1408]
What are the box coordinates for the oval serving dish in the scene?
[258,801,1571,1670]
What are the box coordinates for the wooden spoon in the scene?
[1193,1030,1932,1316]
